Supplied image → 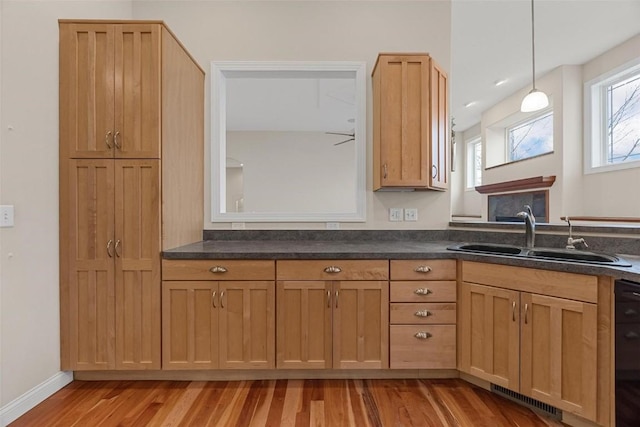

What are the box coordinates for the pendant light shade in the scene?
[521,88,549,112]
[521,0,548,112]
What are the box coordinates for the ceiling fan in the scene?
[326,131,355,146]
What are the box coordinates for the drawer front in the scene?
[616,323,640,370]
[616,301,640,324]
[276,260,388,281]
[390,281,456,302]
[461,261,598,303]
[162,259,275,281]
[390,303,456,324]
[390,325,456,369]
[390,260,456,281]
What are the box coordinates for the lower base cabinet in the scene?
[161,260,276,369]
[276,260,390,369]
[459,261,599,422]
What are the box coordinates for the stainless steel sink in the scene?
[448,243,524,255]
[447,242,631,267]
[525,248,631,266]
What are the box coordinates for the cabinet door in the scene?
[377,55,430,188]
[430,61,448,190]
[59,24,115,159]
[114,24,161,159]
[65,160,115,370]
[114,160,161,369]
[333,281,389,369]
[520,293,597,421]
[459,282,520,390]
[219,281,275,369]
[276,281,332,369]
[162,281,218,369]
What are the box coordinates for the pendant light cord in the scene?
[530,0,536,90]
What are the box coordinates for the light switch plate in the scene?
[0,205,15,227]
[389,208,403,222]
[405,208,418,221]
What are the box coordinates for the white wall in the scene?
[0,0,132,421]
[581,34,640,217]
[133,0,453,230]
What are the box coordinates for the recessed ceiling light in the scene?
[464,101,476,108]
[494,79,508,87]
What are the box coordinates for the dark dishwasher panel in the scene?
[615,279,640,427]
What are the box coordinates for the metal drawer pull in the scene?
[414,310,432,317]
[107,239,114,257]
[209,266,228,274]
[212,291,217,308]
[414,288,432,296]
[624,308,638,316]
[105,131,112,149]
[625,331,639,340]
[324,266,342,274]
[414,266,432,273]
[414,332,432,340]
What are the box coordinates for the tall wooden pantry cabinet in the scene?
[59,20,204,370]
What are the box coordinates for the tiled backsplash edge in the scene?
[203,227,639,255]
[202,229,450,242]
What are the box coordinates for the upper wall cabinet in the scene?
[372,53,449,191]
[60,23,161,159]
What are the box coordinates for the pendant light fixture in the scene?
[521,0,549,112]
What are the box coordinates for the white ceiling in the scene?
[451,0,640,132]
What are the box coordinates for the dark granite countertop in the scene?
[163,239,640,282]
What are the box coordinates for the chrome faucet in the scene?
[564,217,588,249]
[516,205,536,248]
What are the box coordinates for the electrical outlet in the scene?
[0,205,15,227]
[326,222,340,230]
[405,208,418,221]
[389,208,403,222]
[231,222,246,230]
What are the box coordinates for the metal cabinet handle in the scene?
[414,332,432,340]
[625,331,639,340]
[220,291,225,308]
[335,290,339,308]
[209,266,228,274]
[524,303,529,324]
[414,288,432,296]
[512,301,516,322]
[432,165,438,179]
[327,290,331,308]
[414,309,432,318]
[414,266,432,273]
[113,131,121,149]
[105,131,112,149]
[107,239,114,257]
[383,163,388,179]
[212,291,217,308]
[114,240,121,257]
[324,266,342,274]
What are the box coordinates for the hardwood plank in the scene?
[10,378,569,427]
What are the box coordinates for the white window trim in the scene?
[584,56,640,175]
[465,136,481,191]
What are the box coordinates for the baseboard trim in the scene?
[0,371,73,426]
[74,368,460,381]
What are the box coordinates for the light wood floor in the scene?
[10,378,565,426]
